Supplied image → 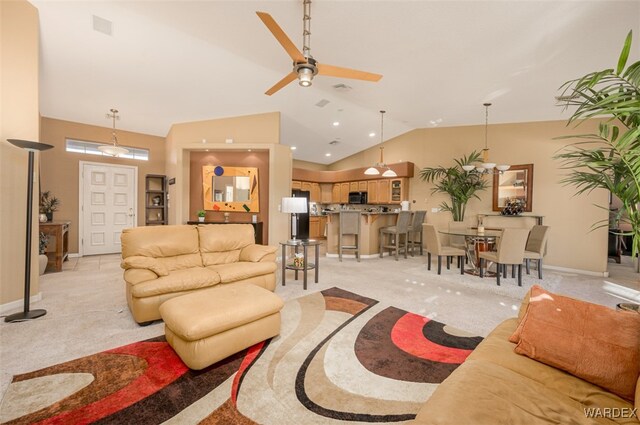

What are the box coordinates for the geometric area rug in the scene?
[0,287,482,424]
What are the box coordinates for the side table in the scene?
[39,221,70,272]
[280,239,321,290]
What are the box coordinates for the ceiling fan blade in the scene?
[265,72,298,96]
[317,64,383,82]
[256,12,305,63]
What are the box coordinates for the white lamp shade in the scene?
[461,165,475,172]
[496,164,511,172]
[281,197,308,213]
[382,168,397,177]
[364,167,380,175]
[481,163,496,170]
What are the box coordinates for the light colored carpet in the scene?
[0,251,628,406]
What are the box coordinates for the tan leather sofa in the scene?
[412,318,639,425]
[120,224,277,324]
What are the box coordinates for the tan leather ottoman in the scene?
[159,284,284,370]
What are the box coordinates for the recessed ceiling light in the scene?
[248,149,252,152]
[290,146,297,150]
[325,153,331,157]
[332,121,340,127]
[201,139,207,144]
[369,132,376,138]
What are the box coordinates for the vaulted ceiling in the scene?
[31,1,640,163]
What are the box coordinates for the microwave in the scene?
[348,191,368,204]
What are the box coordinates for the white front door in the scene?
[80,162,137,255]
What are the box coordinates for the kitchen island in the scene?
[325,211,399,258]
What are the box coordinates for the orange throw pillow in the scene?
[510,285,640,401]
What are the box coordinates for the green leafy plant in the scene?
[418,151,489,221]
[555,30,640,266]
[197,209,206,218]
[39,232,49,255]
[39,191,60,214]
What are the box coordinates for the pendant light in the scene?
[364,110,397,177]
[98,108,129,157]
[462,103,510,174]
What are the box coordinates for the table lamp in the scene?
[281,197,307,242]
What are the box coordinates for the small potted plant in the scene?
[197,210,206,222]
[40,191,60,222]
[39,232,49,275]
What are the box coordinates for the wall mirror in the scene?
[203,166,259,212]
[492,163,533,212]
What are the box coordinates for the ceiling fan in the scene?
[256,0,382,96]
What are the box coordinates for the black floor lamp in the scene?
[5,139,54,323]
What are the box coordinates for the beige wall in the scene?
[39,117,166,253]
[0,0,41,307]
[330,120,609,274]
[165,112,291,245]
[293,159,329,171]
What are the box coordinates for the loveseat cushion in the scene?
[239,244,278,262]
[198,224,255,266]
[121,256,169,276]
[469,319,636,420]
[207,262,277,283]
[130,267,220,298]
[121,225,202,270]
[414,359,635,425]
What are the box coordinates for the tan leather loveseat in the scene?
[412,317,639,425]
[121,224,277,324]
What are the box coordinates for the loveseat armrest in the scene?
[121,255,169,277]
[239,244,278,263]
[124,268,159,285]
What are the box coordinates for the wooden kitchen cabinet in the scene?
[367,180,378,203]
[301,181,312,192]
[309,216,321,238]
[349,182,358,192]
[390,178,409,204]
[378,179,390,203]
[340,182,350,203]
[321,184,333,203]
[332,184,341,203]
[292,180,302,190]
[358,181,368,192]
[319,216,327,238]
[310,183,321,202]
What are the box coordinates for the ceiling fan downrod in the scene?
[302,0,311,59]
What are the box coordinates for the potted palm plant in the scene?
[419,151,489,221]
[555,30,639,272]
[40,191,60,222]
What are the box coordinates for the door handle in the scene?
[128,208,134,217]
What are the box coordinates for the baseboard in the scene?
[543,264,608,277]
[68,253,80,258]
[0,293,43,314]
[602,281,640,303]
[326,252,396,259]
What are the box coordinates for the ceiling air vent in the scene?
[93,15,113,36]
[332,83,352,92]
[315,99,330,108]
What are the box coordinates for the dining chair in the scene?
[423,224,465,275]
[479,228,529,286]
[379,211,412,260]
[339,211,361,262]
[408,210,427,256]
[523,225,550,279]
[448,221,468,264]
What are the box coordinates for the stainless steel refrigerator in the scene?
[292,189,310,239]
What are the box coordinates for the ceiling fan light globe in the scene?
[461,165,475,172]
[496,164,510,172]
[298,67,314,87]
[364,167,380,175]
[481,163,496,170]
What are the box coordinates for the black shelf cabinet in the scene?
[145,175,167,226]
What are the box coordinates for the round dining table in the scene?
[438,228,502,276]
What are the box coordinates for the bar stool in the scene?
[379,211,412,260]
[339,211,361,262]
[408,210,427,256]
